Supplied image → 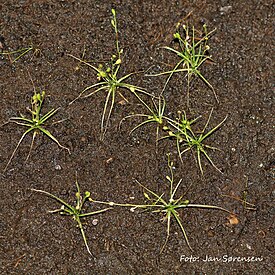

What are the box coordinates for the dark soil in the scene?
[0,1,274,274]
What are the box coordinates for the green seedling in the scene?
[120,94,168,143]
[162,109,227,174]
[180,109,227,174]
[0,45,33,63]
[222,193,256,211]
[3,90,70,173]
[148,24,217,102]
[91,155,231,253]
[162,111,201,162]
[222,176,256,211]
[32,181,111,256]
[69,9,149,139]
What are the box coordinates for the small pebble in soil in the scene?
[55,164,62,170]
[106,157,113,164]
[220,6,232,14]
[92,219,98,226]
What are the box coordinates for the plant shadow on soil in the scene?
[0,1,274,274]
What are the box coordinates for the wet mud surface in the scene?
[0,1,274,274]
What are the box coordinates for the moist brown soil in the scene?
[0,1,274,274]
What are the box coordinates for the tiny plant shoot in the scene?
[69,9,149,139]
[90,154,231,253]
[120,94,168,144]
[3,89,70,173]
[221,176,256,211]
[0,45,33,64]
[32,180,111,256]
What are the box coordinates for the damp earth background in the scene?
[0,1,274,274]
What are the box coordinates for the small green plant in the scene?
[148,24,217,102]
[32,180,111,256]
[3,89,70,173]
[120,94,168,143]
[222,176,256,211]
[161,111,201,162]
[69,9,149,139]
[0,45,34,63]
[90,155,231,253]
[162,109,227,174]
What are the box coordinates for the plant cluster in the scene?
[3,87,70,173]
[162,108,227,174]
[91,154,231,253]
[147,22,217,102]
[2,9,237,256]
[32,180,111,256]
[69,9,149,140]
